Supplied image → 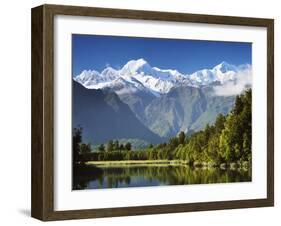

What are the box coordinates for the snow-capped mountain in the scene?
[74,58,192,95]
[189,61,242,86]
[73,59,252,141]
[74,58,251,96]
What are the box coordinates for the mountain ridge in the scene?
[74,58,251,96]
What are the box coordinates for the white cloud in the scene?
[213,68,252,96]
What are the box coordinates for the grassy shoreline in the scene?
[86,159,188,167]
[85,159,250,170]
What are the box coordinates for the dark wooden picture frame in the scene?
[31,4,274,221]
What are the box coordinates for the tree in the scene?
[203,124,213,144]
[73,126,82,164]
[178,131,186,145]
[214,114,226,133]
[242,132,251,161]
[113,140,119,150]
[119,144,125,151]
[125,142,131,151]
[232,95,243,115]
[98,144,105,152]
[219,89,252,163]
[207,135,220,163]
[168,137,179,150]
[79,143,91,164]
[80,143,91,154]
[107,140,114,152]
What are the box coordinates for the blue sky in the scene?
[72,34,252,76]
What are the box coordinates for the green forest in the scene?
[73,89,252,168]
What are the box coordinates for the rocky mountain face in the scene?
[140,86,235,137]
[73,81,162,144]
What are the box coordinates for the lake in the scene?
[73,164,252,190]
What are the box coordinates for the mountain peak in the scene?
[74,69,100,83]
[121,58,151,74]
[214,61,237,73]
[135,58,148,65]
[101,67,118,76]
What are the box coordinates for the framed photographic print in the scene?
[31,4,274,221]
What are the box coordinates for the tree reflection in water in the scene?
[73,164,251,190]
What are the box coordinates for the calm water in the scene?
[73,164,251,190]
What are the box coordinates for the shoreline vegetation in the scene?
[73,89,252,173]
[85,159,251,170]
